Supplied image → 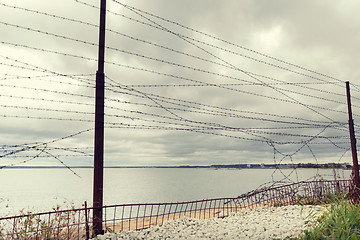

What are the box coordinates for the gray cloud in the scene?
[0,0,358,167]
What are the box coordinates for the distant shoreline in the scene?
[1,163,352,170]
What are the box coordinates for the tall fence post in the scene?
[346,81,360,201]
[93,0,107,236]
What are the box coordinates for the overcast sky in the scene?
[1,0,360,168]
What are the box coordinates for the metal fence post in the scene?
[346,82,360,183]
[346,81,360,202]
[93,0,107,236]
[85,201,90,240]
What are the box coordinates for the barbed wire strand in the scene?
[108,1,350,88]
[2,40,356,109]
[114,2,345,128]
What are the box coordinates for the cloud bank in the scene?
[1,0,359,167]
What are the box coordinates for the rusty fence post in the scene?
[346,81,360,202]
[93,0,107,236]
[84,201,90,240]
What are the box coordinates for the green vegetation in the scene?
[0,203,89,239]
[297,163,352,169]
[293,197,360,240]
[294,192,340,206]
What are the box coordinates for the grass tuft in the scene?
[295,197,360,240]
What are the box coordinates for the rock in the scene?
[91,205,326,240]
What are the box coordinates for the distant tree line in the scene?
[209,163,352,169]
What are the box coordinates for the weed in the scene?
[0,202,90,239]
[295,197,360,240]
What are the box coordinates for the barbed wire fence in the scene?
[0,0,358,218]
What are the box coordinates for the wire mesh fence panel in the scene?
[0,207,92,240]
[0,179,352,239]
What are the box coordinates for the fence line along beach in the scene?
[2,0,360,239]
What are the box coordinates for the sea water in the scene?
[0,168,350,216]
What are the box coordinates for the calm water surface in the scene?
[0,168,350,216]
